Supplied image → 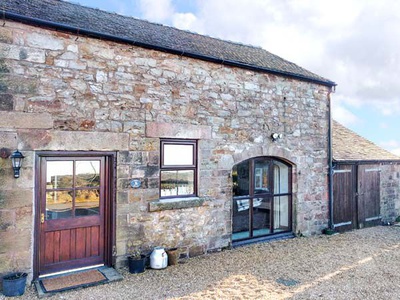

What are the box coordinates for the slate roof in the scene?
[2,0,335,87]
[332,120,400,161]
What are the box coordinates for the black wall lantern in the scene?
[11,150,24,178]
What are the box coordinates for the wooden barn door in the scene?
[333,165,356,232]
[357,165,381,228]
[37,153,113,276]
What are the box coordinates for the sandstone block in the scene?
[0,112,52,129]
[146,122,211,139]
[26,32,64,50]
[0,132,17,148]
[5,45,46,63]
[0,188,33,211]
[0,94,13,111]
[0,28,13,43]
[0,210,15,230]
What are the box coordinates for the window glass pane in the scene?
[75,189,100,216]
[160,170,194,196]
[46,191,73,220]
[232,161,250,196]
[254,161,269,194]
[163,144,194,166]
[47,161,73,188]
[274,162,289,194]
[76,160,100,187]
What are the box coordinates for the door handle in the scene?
[41,213,45,224]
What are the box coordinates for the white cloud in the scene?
[379,140,400,156]
[332,105,359,126]
[392,148,400,156]
[380,140,400,149]
[138,0,174,22]
[172,13,199,32]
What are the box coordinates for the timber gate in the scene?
[333,163,381,232]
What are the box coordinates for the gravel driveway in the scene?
[3,226,400,300]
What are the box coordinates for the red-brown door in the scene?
[37,154,113,276]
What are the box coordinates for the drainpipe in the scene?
[328,89,334,230]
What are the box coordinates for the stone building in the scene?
[0,0,336,281]
[332,120,400,232]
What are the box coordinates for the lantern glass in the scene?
[10,150,24,178]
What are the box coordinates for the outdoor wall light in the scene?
[11,150,24,178]
[271,133,283,142]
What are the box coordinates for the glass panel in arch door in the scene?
[274,161,289,194]
[273,195,290,232]
[254,160,269,194]
[232,161,250,196]
[252,197,271,237]
[232,197,250,240]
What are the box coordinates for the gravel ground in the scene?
[3,226,400,300]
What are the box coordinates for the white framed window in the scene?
[160,139,197,198]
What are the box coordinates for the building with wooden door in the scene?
[332,120,400,232]
[0,0,337,283]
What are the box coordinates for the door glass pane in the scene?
[253,197,271,237]
[163,144,194,166]
[46,191,73,220]
[75,189,100,216]
[274,162,289,194]
[76,160,100,187]
[160,170,194,196]
[254,161,269,194]
[232,197,250,240]
[232,161,250,196]
[47,161,73,188]
[274,195,290,232]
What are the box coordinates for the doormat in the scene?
[39,269,107,293]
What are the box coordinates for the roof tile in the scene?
[333,120,400,161]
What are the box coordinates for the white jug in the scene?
[150,247,168,269]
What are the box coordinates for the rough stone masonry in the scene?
[0,20,331,276]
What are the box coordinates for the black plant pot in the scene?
[322,228,336,235]
[128,255,146,274]
[2,272,27,297]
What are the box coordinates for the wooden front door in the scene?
[36,153,114,276]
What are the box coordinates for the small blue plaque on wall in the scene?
[130,179,141,188]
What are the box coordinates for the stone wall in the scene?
[380,163,400,223]
[0,20,331,277]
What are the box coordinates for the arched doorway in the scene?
[232,157,292,241]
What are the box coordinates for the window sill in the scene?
[148,197,209,212]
